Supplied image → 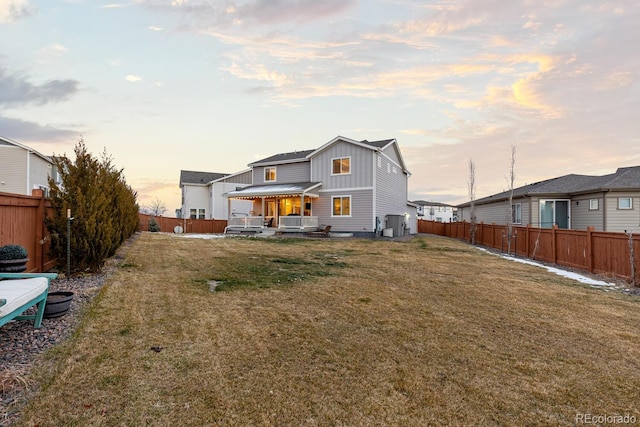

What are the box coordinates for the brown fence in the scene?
[138,214,227,234]
[0,190,55,273]
[418,219,640,284]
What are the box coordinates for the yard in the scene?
[13,233,640,426]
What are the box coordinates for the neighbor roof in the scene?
[180,170,228,186]
[459,166,640,207]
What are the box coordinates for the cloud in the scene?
[0,66,80,107]
[125,74,142,82]
[0,115,79,144]
[0,0,32,23]
[148,25,163,31]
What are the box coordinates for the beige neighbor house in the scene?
[0,136,61,197]
[457,166,640,232]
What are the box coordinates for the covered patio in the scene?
[224,182,322,232]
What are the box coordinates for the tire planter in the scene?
[0,258,29,273]
[44,291,74,318]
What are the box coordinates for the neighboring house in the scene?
[412,200,457,222]
[457,166,640,232]
[179,169,252,220]
[224,135,414,236]
[0,136,60,197]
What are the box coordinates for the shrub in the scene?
[0,245,28,260]
[46,139,139,273]
[148,217,161,232]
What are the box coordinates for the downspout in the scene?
[602,190,607,231]
[26,150,32,194]
[372,151,378,233]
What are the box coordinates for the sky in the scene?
[1,0,639,216]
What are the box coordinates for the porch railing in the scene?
[227,216,264,228]
[279,216,318,229]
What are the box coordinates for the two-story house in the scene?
[0,136,60,197]
[224,136,414,236]
[412,200,457,222]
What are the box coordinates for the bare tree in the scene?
[148,197,167,217]
[468,158,477,245]
[506,145,516,255]
[625,230,637,286]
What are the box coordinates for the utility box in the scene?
[385,214,406,237]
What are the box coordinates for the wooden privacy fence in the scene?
[138,214,227,234]
[418,219,640,285]
[0,190,55,273]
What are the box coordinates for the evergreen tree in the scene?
[46,139,139,273]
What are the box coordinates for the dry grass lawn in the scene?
[14,233,640,426]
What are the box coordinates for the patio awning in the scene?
[224,182,322,199]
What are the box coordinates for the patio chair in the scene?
[0,273,57,329]
[306,225,332,238]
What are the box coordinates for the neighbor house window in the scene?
[198,209,205,219]
[190,208,197,219]
[589,199,599,210]
[618,197,633,209]
[264,167,276,182]
[512,203,522,224]
[332,157,350,175]
[332,196,351,216]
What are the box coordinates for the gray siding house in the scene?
[458,166,640,232]
[225,136,413,236]
[0,136,60,197]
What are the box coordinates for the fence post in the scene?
[526,224,531,258]
[33,189,45,272]
[552,225,558,264]
[586,226,594,273]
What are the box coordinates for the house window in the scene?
[512,203,522,224]
[332,196,351,216]
[618,197,633,209]
[539,200,570,229]
[392,166,397,174]
[377,156,382,168]
[589,199,599,210]
[332,157,350,175]
[264,167,276,182]
[198,209,205,219]
[387,163,391,173]
[190,208,197,219]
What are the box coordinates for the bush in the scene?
[148,217,161,232]
[46,139,139,273]
[0,244,28,260]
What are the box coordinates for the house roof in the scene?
[225,182,322,199]
[459,166,640,207]
[249,149,315,167]
[180,170,228,186]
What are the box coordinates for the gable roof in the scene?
[460,166,640,207]
[180,170,228,186]
[0,135,53,164]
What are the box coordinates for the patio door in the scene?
[539,200,570,229]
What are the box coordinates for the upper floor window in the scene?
[332,157,350,175]
[589,199,599,210]
[618,197,633,209]
[332,196,351,216]
[377,156,382,168]
[264,167,276,182]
